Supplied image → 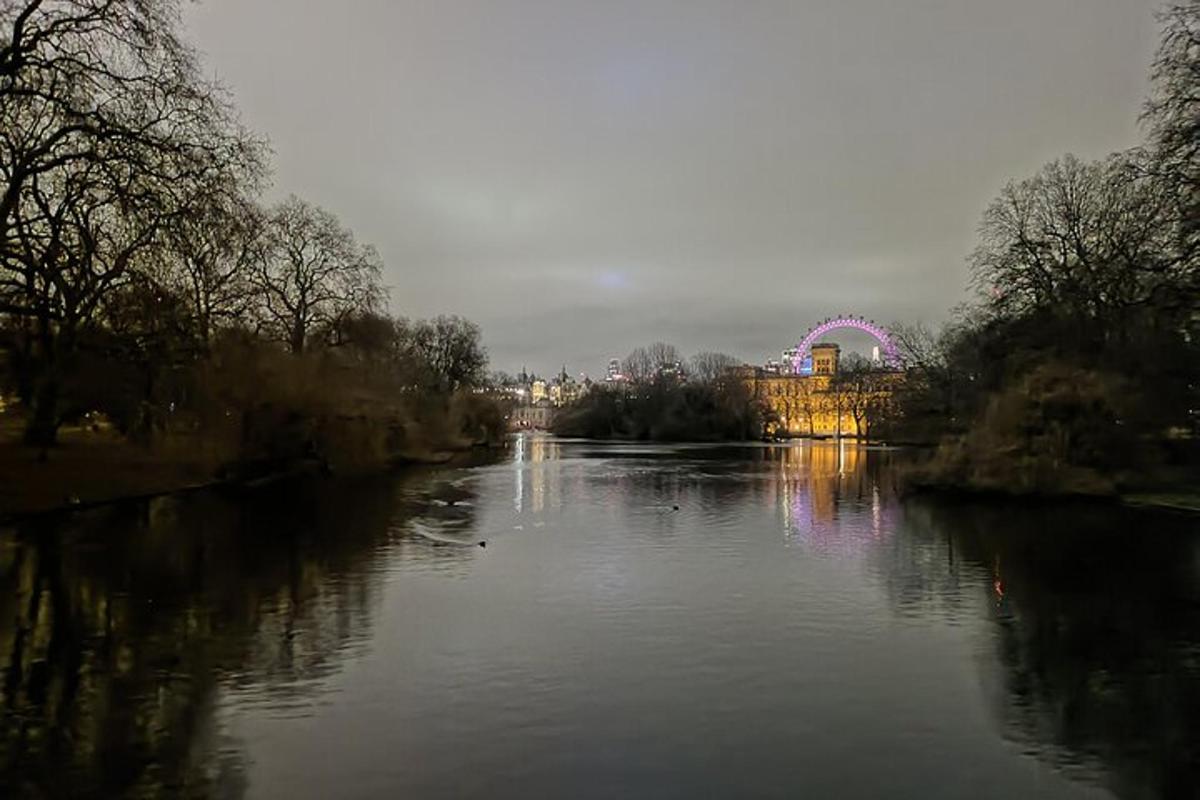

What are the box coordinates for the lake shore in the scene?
[0,427,496,523]
[6,429,1194,522]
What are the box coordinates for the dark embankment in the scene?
[0,327,510,521]
[897,360,1199,509]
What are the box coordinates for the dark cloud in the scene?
[185,0,1161,376]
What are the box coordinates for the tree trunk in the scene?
[290,319,305,354]
[23,374,61,446]
[22,314,63,447]
[15,318,35,406]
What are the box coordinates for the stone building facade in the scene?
[733,343,901,439]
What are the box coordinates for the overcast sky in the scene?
[184,0,1162,377]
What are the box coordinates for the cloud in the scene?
[185,0,1161,376]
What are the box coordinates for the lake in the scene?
[1,437,1197,799]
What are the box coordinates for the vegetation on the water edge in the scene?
[0,1,508,512]
[889,4,1199,497]
[552,345,763,441]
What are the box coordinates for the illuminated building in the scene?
[657,360,685,382]
[811,342,840,375]
[736,315,904,439]
[606,358,626,383]
[510,404,554,430]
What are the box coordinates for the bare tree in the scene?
[0,0,261,443]
[689,351,740,384]
[5,140,225,443]
[163,192,265,346]
[621,346,654,384]
[406,314,487,393]
[1144,6,1199,188]
[253,196,383,354]
[832,354,869,438]
[888,322,943,372]
[834,353,901,441]
[795,377,819,436]
[1142,2,1199,305]
[621,342,683,385]
[488,369,516,388]
[0,0,257,263]
[970,153,1184,325]
[647,342,681,372]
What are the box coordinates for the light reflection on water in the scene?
[1,437,1198,799]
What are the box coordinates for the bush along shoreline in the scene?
[0,321,511,522]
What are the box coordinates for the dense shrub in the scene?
[909,363,1153,495]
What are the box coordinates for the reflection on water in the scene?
[905,502,1200,800]
[0,472,485,798]
[0,439,1197,799]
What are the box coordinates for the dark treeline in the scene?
[0,1,504,479]
[889,3,1199,495]
[553,344,764,441]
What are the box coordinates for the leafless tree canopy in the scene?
[689,351,741,384]
[1143,2,1200,274]
[1145,3,1199,189]
[970,153,1189,323]
[0,1,505,456]
[162,191,264,346]
[832,353,896,441]
[407,314,488,393]
[620,346,653,384]
[0,0,267,441]
[0,0,261,254]
[622,342,681,384]
[253,196,383,354]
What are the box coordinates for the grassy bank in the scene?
[0,388,507,522]
[0,429,217,521]
[0,430,503,522]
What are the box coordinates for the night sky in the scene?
[184,0,1162,377]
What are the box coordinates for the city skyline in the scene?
[497,314,897,381]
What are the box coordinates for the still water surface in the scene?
[1,438,1198,798]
